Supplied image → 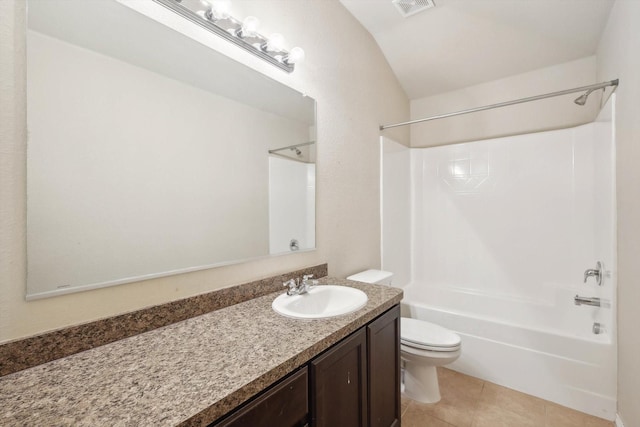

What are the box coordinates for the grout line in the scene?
[400,398,411,418]
[468,379,487,427]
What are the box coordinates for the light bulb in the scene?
[210,0,231,20]
[238,16,260,38]
[202,0,230,21]
[264,33,285,52]
[284,47,305,65]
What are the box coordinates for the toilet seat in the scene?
[401,318,461,352]
[402,340,460,352]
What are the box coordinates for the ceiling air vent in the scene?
[392,0,435,18]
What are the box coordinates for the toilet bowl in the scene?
[346,269,462,404]
[401,317,461,403]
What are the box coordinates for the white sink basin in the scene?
[272,285,368,319]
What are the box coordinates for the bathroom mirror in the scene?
[26,0,316,299]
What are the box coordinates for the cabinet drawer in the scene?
[212,367,309,427]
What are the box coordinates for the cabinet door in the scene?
[367,305,401,427]
[310,328,367,427]
[212,367,308,427]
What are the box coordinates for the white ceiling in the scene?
[339,0,615,100]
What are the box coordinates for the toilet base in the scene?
[403,363,441,404]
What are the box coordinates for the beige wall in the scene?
[0,0,409,342]
[410,56,599,147]
[596,2,640,425]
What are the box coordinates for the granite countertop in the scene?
[0,277,402,426]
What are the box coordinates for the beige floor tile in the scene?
[402,402,457,427]
[479,382,546,424]
[401,368,613,427]
[584,415,615,427]
[402,394,411,417]
[546,403,614,427]
[438,368,485,404]
[414,396,476,427]
[546,403,588,427]
[406,368,484,427]
[471,401,538,427]
[439,368,484,392]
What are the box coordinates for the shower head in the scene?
[574,88,597,106]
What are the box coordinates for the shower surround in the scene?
[381,104,616,420]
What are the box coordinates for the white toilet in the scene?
[346,269,461,403]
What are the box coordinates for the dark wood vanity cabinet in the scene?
[310,328,368,427]
[211,305,400,427]
[367,305,401,427]
[310,305,401,427]
[212,367,309,427]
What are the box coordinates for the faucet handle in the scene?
[302,274,318,286]
[583,269,598,283]
[284,279,298,295]
[583,261,604,286]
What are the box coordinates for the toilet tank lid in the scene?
[346,269,393,284]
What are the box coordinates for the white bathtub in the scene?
[401,284,617,421]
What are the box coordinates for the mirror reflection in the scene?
[26,0,316,299]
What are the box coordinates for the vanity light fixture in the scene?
[153,0,304,73]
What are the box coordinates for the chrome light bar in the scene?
[152,0,305,73]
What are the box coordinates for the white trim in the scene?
[379,136,385,269]
[616,414,625,427]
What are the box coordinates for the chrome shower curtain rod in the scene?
[268,141,315,154]
[379,79,619,131]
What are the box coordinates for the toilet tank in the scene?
[347,270,393,285]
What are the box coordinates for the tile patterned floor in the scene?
[401,368,614,427]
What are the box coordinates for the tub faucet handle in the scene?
[583,269,598,282]
[583,261,603,286]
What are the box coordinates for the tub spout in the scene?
[574,295,601,307]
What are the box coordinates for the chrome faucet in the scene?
[583,261,603,286]
[283,275,318,296]
[574,295,601,307]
